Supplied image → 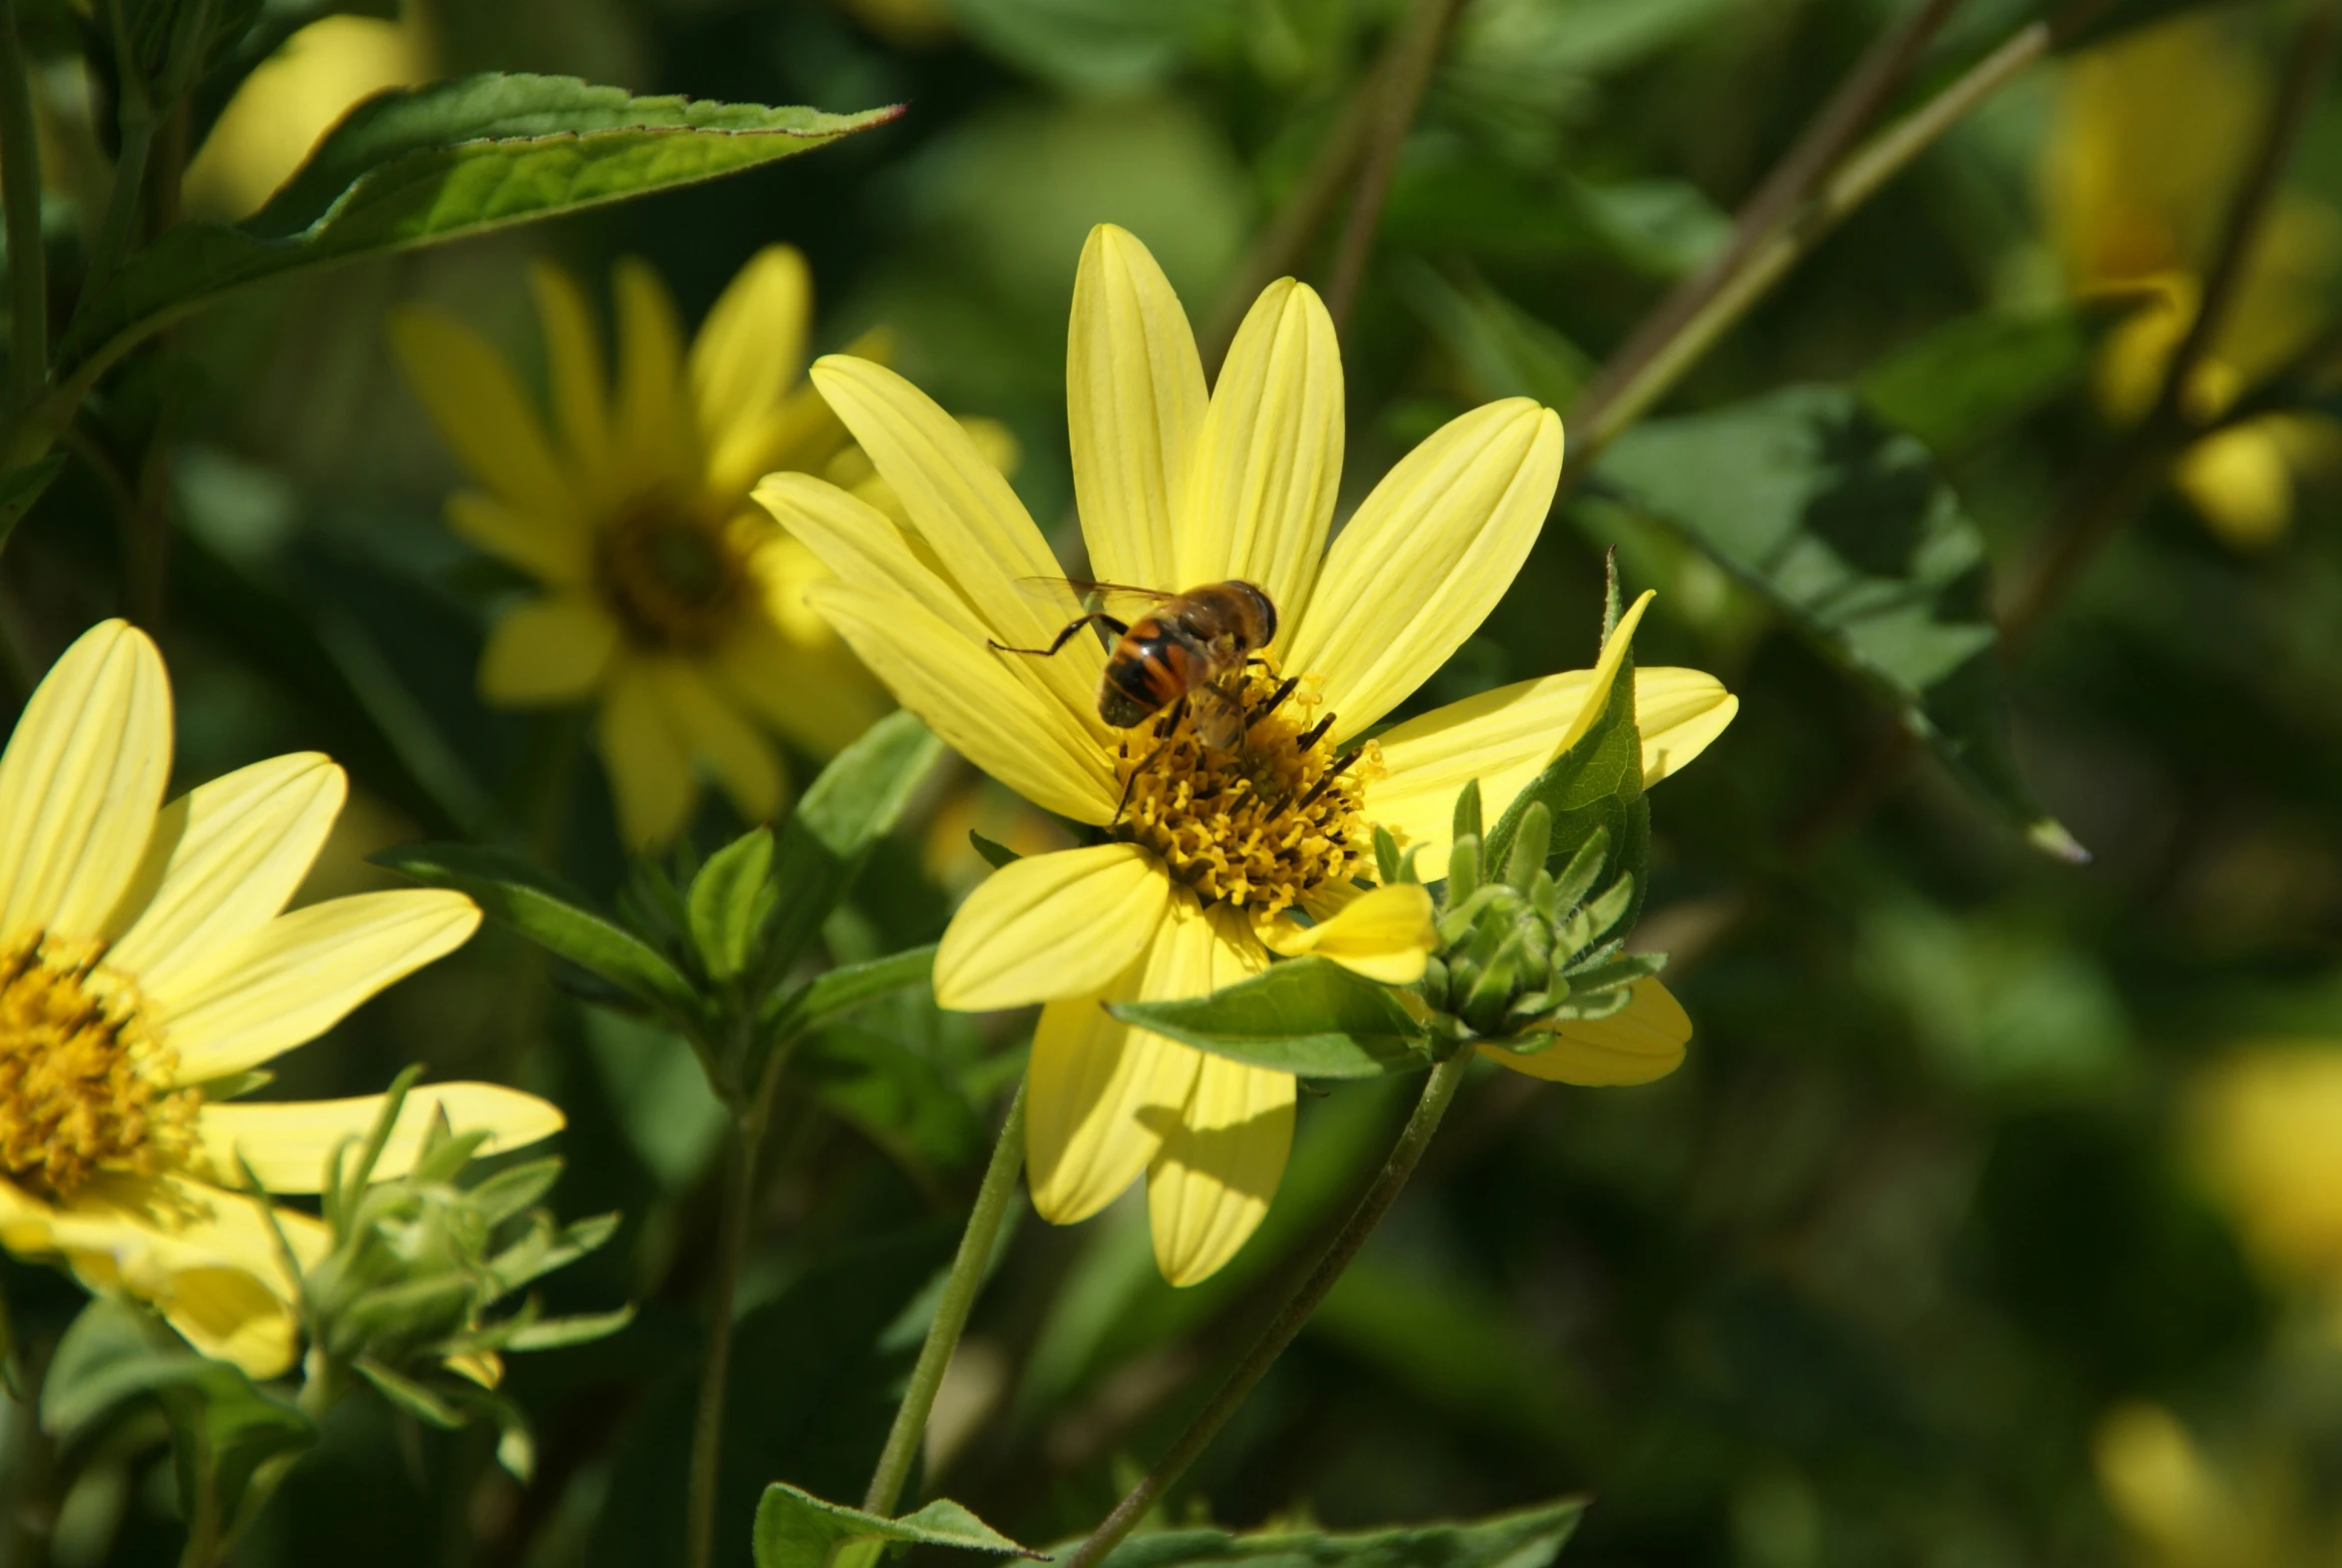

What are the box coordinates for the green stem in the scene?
[0,0,46,418]
[1568,18,2053,469]
[80,116,152,308]
[1059,1051,1473,1568]
[685,1030,792,1568]
[1320,0,1465,338]
[860,1079,1029,1517]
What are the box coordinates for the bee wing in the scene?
[1014,576,1172,613]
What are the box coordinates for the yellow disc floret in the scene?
[0,935,198,1199]
[1116,665,1380,918]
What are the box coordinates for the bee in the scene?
[989,579,1284,750]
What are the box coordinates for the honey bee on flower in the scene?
[756,223,1739,1286]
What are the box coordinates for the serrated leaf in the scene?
[1084,1495,1587,1568]
[52,76,900,397]
[688,826,775,983]
[752,1483,1039,1568]
[373,842,705,1027]
[1110,958,1428,1080]
[1596,386,2084,861]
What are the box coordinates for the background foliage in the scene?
[5,0,2342,1565]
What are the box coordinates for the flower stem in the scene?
[860,1078,1027,1518]
[0,0,47,419]
[1321,0,1466,338]
[685,1115,759,1568]
[1059,1050,1473,1568]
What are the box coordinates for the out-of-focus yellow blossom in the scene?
[758,223,1738,1285]
[2193,1042,2342,1300]
[0,621,560,1376]
[2044,13,2342,549]
[390,250,931,848]
[184,12,435,221]
[922,778,1076,899]
[2094,1401,2340,1568]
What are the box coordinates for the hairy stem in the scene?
[0,0,46,418]
[860,1079,1027,1517]
[1322,0,1465,337]
[1059,1051,1473,1568]
[2000,0,2340,651]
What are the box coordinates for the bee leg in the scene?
[1292,713,1335,752]
[1296,746,1363,810]
[1247,676,1300,725]
[989,612,1129,658]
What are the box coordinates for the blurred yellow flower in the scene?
[2193,1042,2342,1297]
[2044,13,2342,549]
[758,223,1737,1285]
[184,11,435,221]
[390,249,898,847]
[0,621,558,1375]
[2094,1400,2338,1568]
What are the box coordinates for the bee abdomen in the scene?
[1100,633,1191,729]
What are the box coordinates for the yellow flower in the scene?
[2192,1042,2342,1298]
[2094,1401,2330,1568]
[390,249,896,847]
[0,621,560,1375]
[2044,13,2342,549]
[756,224,1738,1284]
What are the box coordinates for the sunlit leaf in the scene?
[753,1484,1038,1568]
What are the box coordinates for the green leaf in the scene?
[1085,1496,1587,1568]
[1110,957,1428,1080]
[688,826,775,983]
[1481,634,1648,932]
[0,452,64,554]
[753,1484,1038,1568]
[1596,386,2084,861]
[373,842,705,1026]
[53,76,900,395]
[763,945,938,1040]
[476,1305,636,1353]
[969,830,1022,869]
[42,1299,315,1539]
[1860,303,2109,456]
[760,711,946,981]
[354,1356,464,1428]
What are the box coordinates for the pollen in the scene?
[1116,665,1380,918]
[597,490,752,652]
[0,935,197,1200]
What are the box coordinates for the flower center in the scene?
[0,935,196,1200]
[1115,664,1380,918]
[597,494,749,652]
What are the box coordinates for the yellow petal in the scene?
[105,753,346,998]
[1283,400,1563,735]
[2176,421,2294,550]
[196,1084,564,1193]
[1259,883,1433,984]
[528,261,613,496]
[1149,1057,1293,1287]
[612,257,701,498]
[693,245,814,496]
[389,308,576,526]
[934,844,1172,1012]
[445,491,589,586]
[1482,979,1689,1086]
[0,620,172,942]
[1068,224,1206,593]
[1180,279,1342,624]
[597,661,698,849]
[708,535,891,756]
[0,1173,330,1377]
[809,356,1097,720]
[1025,891,1219,1222]
[1369,659,1736,881]
[655,661,787,825]
[807,581,1119,825]
[479,594,620,706]
[159,891,482,1083]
